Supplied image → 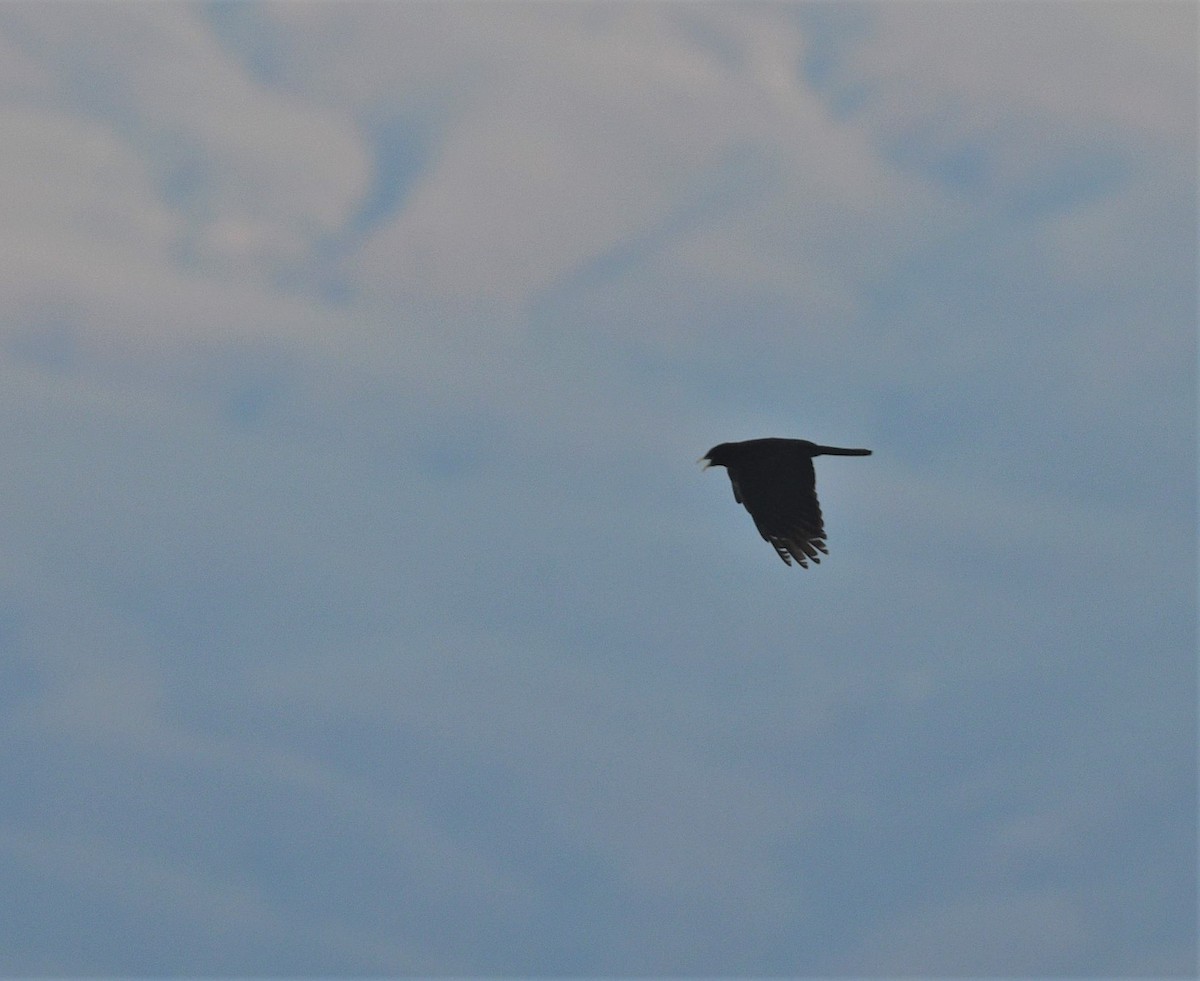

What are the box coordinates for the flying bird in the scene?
[701,438,871,567]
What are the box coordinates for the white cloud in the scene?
[0,103,177,257]
[232,3,946,322]
[851,2,1194,140]
[833,889,1091,975]
[0,4,368,292]
[836,1,1194,200]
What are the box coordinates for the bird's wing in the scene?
[728,452,828,567]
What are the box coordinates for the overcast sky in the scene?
[0,2,1195,976]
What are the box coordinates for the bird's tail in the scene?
[813,445,872,456]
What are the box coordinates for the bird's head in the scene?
[699,443,735,470]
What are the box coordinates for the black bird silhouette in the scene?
[701,438,871,567]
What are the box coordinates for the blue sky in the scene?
[0,2,1195,975]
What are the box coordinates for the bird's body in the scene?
[701,438,871,567]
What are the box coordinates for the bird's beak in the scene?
[698,456,712,470]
